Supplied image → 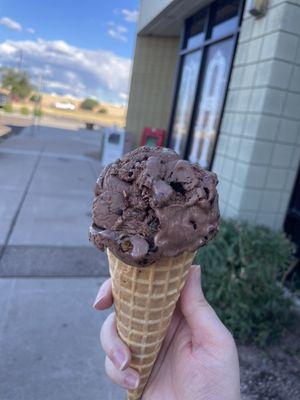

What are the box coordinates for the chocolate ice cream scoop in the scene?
[90,146,219,267]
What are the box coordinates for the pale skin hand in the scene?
[94,266,241,400]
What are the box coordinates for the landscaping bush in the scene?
[3,103,13,113]
[33,108,43,117]
[195,219,295,346]
[20,106,29,115]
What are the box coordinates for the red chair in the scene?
[140,127,165,147]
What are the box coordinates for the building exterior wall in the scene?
[138,0,174,32]
[126,35,180,147]
[212,0,300,229]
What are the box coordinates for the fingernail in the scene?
[124,372,139,389]
[111,349,127,370]
[191,265,200,270]
[93,287,106,308]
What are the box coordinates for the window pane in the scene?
[188,38,234,168]
[170,51,201,157]
[185,10,206,50]
[210,0,240,39]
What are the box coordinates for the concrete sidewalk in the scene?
[0,125,124,399]
[0,277,124,400]
[0,125,107,276]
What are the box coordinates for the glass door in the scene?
[188,38,234,167]
[168,0,243,168]
[170,51,201,157]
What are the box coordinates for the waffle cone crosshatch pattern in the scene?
[107,249,196,400]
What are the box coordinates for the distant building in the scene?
[126,0,300,249]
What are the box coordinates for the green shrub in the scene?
[20,106,29,115]
[3,103,13,113]
[30,94,41,103]
[196,219,295,346]
[80,98,98,110]
[34,108,43,117]
[98,107,107,114]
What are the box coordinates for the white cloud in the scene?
[119,92,128,101]
[107,23,128,42]
[26,28,35,34]
[0,42,16,55]
[0,17,22,32]
[108,29,127,42]
[30,65,53,77]
[117,25,127,34]
[121,9,139,23]
[0,38,131,103]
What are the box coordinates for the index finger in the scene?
[93,278,113,310]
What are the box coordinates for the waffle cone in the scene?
[107,249,196,400]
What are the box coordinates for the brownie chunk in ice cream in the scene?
[90,146,219,267]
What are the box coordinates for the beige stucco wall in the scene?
[126,35,180,147]
[212,0,300,229]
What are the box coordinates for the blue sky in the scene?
[0,0,139,103]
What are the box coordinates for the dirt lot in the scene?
[12,93,127,127]
[240,315,300,400]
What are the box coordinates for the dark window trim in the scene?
[179,30,240,57]
[166,22,187,146]
[167,0,245,169]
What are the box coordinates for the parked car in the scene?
[54,101,76,111]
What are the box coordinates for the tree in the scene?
[80,98,98,111]
[30,94,41,103]
[1,69,34,99]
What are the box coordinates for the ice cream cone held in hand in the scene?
[108,249,195,399]
[90,146,220,399]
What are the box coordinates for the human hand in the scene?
[94,265,240,400]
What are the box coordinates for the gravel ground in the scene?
[240,316,300,400]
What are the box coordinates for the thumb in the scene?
[180,265,230,348]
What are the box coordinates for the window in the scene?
[168,0,244,167]
[185,9,206,50]
[210,0,240,39]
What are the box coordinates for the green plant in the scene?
[30,94,41,103]
[3,103,13,113]
[34,108,43,117]
[80,98,98,110]
[20,106,29,115]
[1,69,34,99]
[195,219,295,346]
[98,107,107,114]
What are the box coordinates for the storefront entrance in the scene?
[167,0,244,169]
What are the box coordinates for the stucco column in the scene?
[126,35,179,147]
